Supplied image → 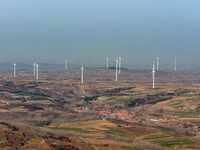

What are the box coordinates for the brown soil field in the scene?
[58,120,118,131]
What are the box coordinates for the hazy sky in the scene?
[1,0,200,67]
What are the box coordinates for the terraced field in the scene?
[141,133,196,147]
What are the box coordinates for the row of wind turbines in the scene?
[13,62,39,80]
[64,56,177,88]
[12,56,177,89]
[75,55,178,89]
[156,57,177,72]
[152,57,177,88]
[64,56,122,84]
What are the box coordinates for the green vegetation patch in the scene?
[49,127,89,133]
[0,141,6,145]
[142,134,170,140]
[159,138,196,147]
[104,97,128,105]
[103,126,127,136]
[142,134,196,147]
[16,92,47,98]
[171,101,184,109]
[160,128,171,133]
[84,96,99,102]
[106,97,116,101]
[174,109,200,118]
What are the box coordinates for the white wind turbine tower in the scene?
[175,57,177,71]
[116,58,118,81]
[106,57,109,69]
[65,59,68,70]
[13,62,16,77]
[36,64,39,80]
[152,63,156,88]
[119,56,121,74]
[33,63,36,75]
[157,57,159,71]
[81,64,84,84]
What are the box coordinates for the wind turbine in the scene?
[152,63,155,88]
[65,59,68,70]
[36,64,39,80]
[119,56,121,74]
[106,57,109,69]
[175,57,177,71]
[116,58,118,81]
[81,64,84,84]
[157,57,159,71]
[13,62,16,78]
[33,63,36,75]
